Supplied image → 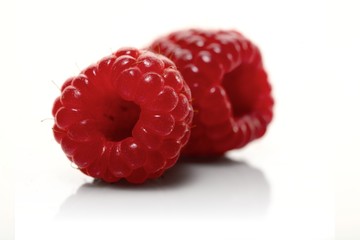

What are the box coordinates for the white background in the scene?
[2,0,360,239]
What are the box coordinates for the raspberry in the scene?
[52,48,193,183]
[149,29,274,156]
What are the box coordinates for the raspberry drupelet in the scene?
[149,29,274,156]
[52,48,193,183]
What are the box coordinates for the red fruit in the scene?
[52,48,193,183]
[149,29,274,156]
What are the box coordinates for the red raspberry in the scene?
[52,48,193,183]
[149,29,274,156]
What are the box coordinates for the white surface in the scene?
[2,0,360,239]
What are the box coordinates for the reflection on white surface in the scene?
[57,157,270,220]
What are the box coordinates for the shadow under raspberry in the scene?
[56,156,270,220]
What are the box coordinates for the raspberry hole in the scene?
[222,64,259,119]
[91,96,140,142]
